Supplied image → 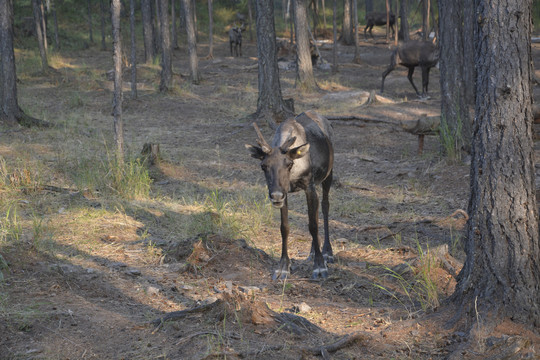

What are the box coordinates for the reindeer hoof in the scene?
[311,267,328,280]
[272,269,290,281]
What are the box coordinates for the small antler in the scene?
[253,122,272,153]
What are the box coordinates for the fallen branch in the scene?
[302,331,370,356]
[150,298,222,331]
[326,115,399,126]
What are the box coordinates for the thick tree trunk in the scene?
[159,0,172,91]
[0,0,19,126]
[422,0,429,40]
[461,0,475,153]
[254,0,294,127]
[141,0,156,63]
[32,0,48,71]
[130,0,137,98]
[182,0,200,84]
[438,0,465,159]
[341,0,352,45]
[294,0,317,90]
[451,0,540,331]
[111,0,124,165]
[40,0,47,51]
[399,0,409,41]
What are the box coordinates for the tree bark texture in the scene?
[452,0,540,329]
[254,0,293,127]
[438,0,466,156]
[399,0,409,41]
[141,0,156,63]
[422,0,429,40]
[332,0,337,73]
[352,0,360,62]
[172,0,179,49]
[111,0,124,165]
[461,0,475,152]
[341,0,352,45]
[0,0,19,125]
[158,0,172,91]
[52,0,60,49]
[294,0,317,90]
[182,0,200,84]
[32,0,48,71]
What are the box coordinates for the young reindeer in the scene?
[246,111,334,280]
[229,25,243,57]
[381,40,439,98]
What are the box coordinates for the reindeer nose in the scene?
[270,192,285,207]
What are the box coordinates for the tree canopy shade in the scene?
[450,0,540,332]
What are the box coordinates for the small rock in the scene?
[292,302,311,313]
[126,268,141,276]
[181,284,194,290]
[239,286,261,295]
[147,286,160,296]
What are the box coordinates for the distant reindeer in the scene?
[381,40,439,97]
[246,111,334,280]
[364,12,396,39]
[229,25,244,57]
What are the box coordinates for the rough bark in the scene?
[332,0,337,73]
[159,0,172,91]
[294,0,317,90]
[461,0,475,152]
[422,0,429,40]
[352,0,360,62]
[52,0,60,49]
[254,0,294,127]
[451,0,540,331]
[399,0,409,41]
[111,0,124,165]
[341,0,352,45]
[141,0,156,63]
[182,0,200,84]
[0,0,19,126]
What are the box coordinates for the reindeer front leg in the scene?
[273,199,290,280]
[306,185,328,279]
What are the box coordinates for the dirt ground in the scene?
[1,30,540,359]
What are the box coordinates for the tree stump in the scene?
[401,114,440,155]
[141,143,161,165]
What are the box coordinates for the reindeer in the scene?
[229,25,243,57]
[364,12,396,39]
[246,111,334,280]
[381,40,439,98]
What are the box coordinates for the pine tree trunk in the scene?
[294,0,317,90]
[111,0,124,165]
[141,0,156,63]
[159,0,172,91]
[254,0,294,127]
[182,0,199,84]
[399,0,409,41]
[100,0,107,50]
[461,0,475,153]
[422,0,429,40]
[341,0,352,45]
[52,0,60,49]
[451,0,540,330]
[40,0,48,51]
[32,0,48,71]
[0,0,19,125]
[332,0,337,73]
[352,0,360,62]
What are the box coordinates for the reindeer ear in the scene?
[245,144,267,160]
[280,136,297,153]
[287,143,309,160]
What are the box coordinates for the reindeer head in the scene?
[246,123,309,208]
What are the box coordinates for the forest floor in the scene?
[1,29,540,359]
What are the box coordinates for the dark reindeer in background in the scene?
[246,111,334,280]
[229,25,243,57]
[381,40,439,98]
[364,12,396,39]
